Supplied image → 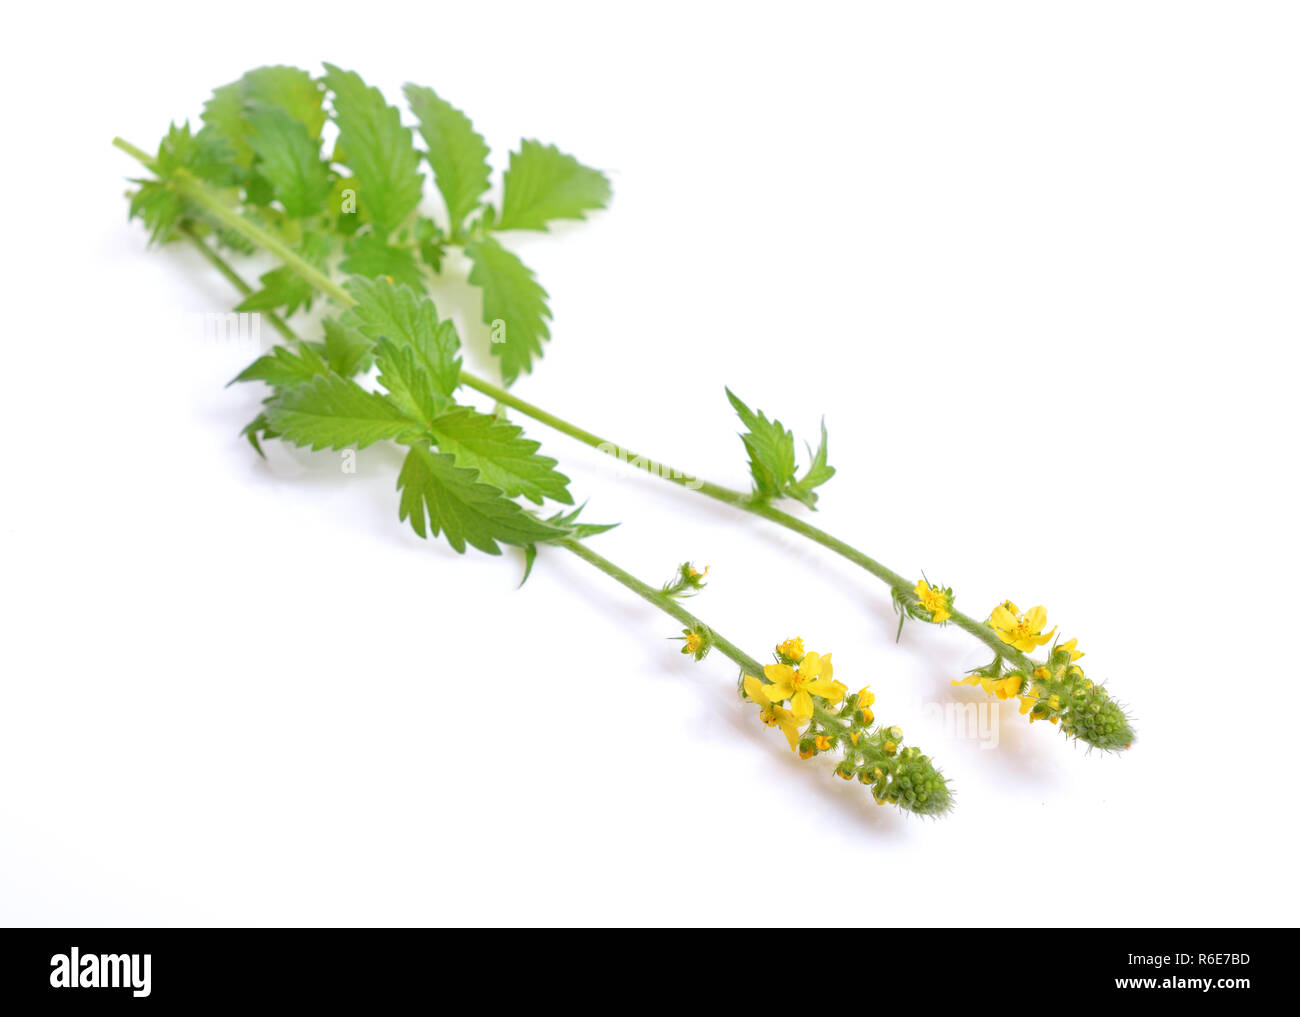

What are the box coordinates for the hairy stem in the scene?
[560,538,765,677]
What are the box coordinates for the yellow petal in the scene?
[989,604,1017,631]
[791,689,814,720]
[821,653,833,682]
[806,678,845,704]
[766,681,794,703]
[777,715,801,752]
[798,652,823,679]
[743,675,768,703]
[1025,605,1047,633]
[764,663,795,684]
[914,580,930,597]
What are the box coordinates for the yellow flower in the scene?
[681,631,705,655]
[953,672,1023,699]
[763,652,846,719]
[686,564,709,581]
[776,637,805,661]
[743,674,804,751]
[1058,638,1084,661]
[914,580,951,623]
[814,734,832,751]
[989,601,1056,652]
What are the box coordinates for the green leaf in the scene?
[725,388,797,499]
[787,419,835,509]
[241,412,277,458]
[396,443,566,554]
[496,140,611,231]
[464,237,550,384]
[403,84,490,235]
[202,66,326,170]
[243,65,327,138]
[428,406,572,505]
[373,336,446,429]
[415,217,446,271]
[338,277,461,397]
[544,503,619,540]
[128,181,184,245]
[339,232,425,290]
[229,342,328,387]
[265,373,419,450]
[245,107,332,218]
[321,317,372,377]
[322,64,424,236]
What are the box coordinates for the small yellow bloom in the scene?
[952,672,1022,699]
[799,746,815,760]
[686,564,709,581]
[1058,638,1084,661]
[856,686,876,708]
[814,735,832,751]
[743,674,804,751]
[763,651,846,720]
[914,580,952,623]
[883,741,898,755]
[681,631,705,655]
[1033,666,1050,680]
[776,637,805,661]
[989,601,1056,653]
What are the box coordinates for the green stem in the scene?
[559,539,765,677]
[116,137,1043,678]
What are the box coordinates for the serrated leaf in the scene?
[229,342,328,387]
[496,140,611,231]
[338,277,461,398]
[428,406,571,506]
[245,107,332,218]
[787,419,835,509]
[464,237,550,384]
[403,84,490,236]
[265,373,420,450]
[322,64,424,236]
[202,66,326,170]
[339,232,425,290]
[128,181,184,245]
[373,336,445,429]
[725,388,797,499]
[396,443,566,554]
[544,503,619,540]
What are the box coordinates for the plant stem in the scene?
[116,137,1042,677]
[559,538,766,677]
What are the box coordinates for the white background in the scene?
[2,1,1297,926]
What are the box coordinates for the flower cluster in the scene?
[742,639,952,815]
[890,578,953,637]
[677,626,711,661]
[953,603,1134,750]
